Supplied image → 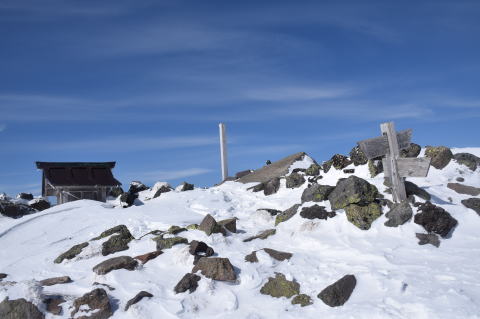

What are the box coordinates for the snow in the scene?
[1,148,480,318]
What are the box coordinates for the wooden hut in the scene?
[36,162,122,204]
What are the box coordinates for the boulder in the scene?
[40,276,72,286]
[260,273,300,298]
[244,251,259,263]
[0,273,6,280]
[349,146,368,166]
[128,181,149,194]
[368,158,383,177]
[345,202,382,230]
[153,236,188,250]
[400,143,421,158]
[218,218,237,233]
[235,170,253,179]
[275,204,301,226]
[328,176,379,210]
[414,202,458,238]
[0,201,36,219]
[456,177,465,182]
[447,183,480,196]
[179,182,194,191]
[189,240,214,258]
[461,198,480,216]
[174,273,201,294]
[92,225,134,256]
[198,214,225,236]
[119,192,137,208]
[54,242,89,264]
[425,146,453,169]
[44,296,65,315]
[243,229,276,242]
[153,185,172,198]
[301,184,335,203]
[300,205,336,220]
[92,256,138,275]
[343,169,355,174]
[257,208,281,216]
[405,181,431,201]
[305,163,321,176]
[17,193,33,200]
[291,294,313,307]
[245,248,292,263]
[134,251,163,264]
[286,172,305,189]
[29,198,50,211]
[167,225,187,235]
[384,201,413,227]
[71,288,112,319]
[109,186,124,198]
[186,223,199,230]
[317,274,356,307]
[453,153,480,171]
[192,257,236,281]
[416,233,440,247]
[264,177,281,195]
[0,298,44,319]
[124,291,153,311]
[322,160,333,173]
[331,154,352,170]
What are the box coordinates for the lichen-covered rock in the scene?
[167,225,187,235]
[405,181,431,201]
[0,298,45,319]
[345,202,382,230]
[186,223,199,230]
[447,183,480,196]
[331,154,352,170]
[71,288,112,319]
[400,143,421,158]
[243,229,276,242]
[317,274,356,307]
[453,153,480,171]
[124,291,153,311]
[301,184,335,203]
[328,176,379,210]
[92,225,134,256]
[300,205,336,220]
[305,163,321,176]
[322,160,333,173]
[218,218,237,233]
[286,173,305,189]
[349,146,368,166]
[54,242,89,264]
[92,256,138,275]
[198,214,225,236]
[192,257,236,281]
[416,233,440,247]
[461,198,480,216]
[384,201,413,227]
[414,202,458,238]
[260,273,300,298]
[174,273,201,294]
[425,146,453,169]
[291,294,313,307]
[264,177,281,195]
[153,236,188,250]
[275,204,301,226]
[368,158,383,177]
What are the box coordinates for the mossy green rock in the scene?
[186,224,199,230]
[54,242,89,264]
[301,184,335,203]
[305,164,321,176]
[345,202,382,230]
[285,172,305,189]
[425,146,453,169]
[153,236,188,250]
[368,159,383,178]
[328,176,379,210]
[93,225,134,256]
[291,294,313,307]
[167,225,187,235]
[275,204,301,226]
[92,225,131,240]
[260,273,300,298]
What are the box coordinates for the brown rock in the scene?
[71,288,112,319]
[134,251,163,264]
[192,257,236,281]
[40,276,72,286]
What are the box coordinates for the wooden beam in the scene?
[383,157,432,178]
[219,123,228,181]
[357,129,412,159]
[381,122,407,203]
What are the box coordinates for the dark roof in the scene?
[36,162,121,187]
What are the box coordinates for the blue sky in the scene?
[1,0,479,196]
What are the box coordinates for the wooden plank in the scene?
[357,129,412,159]
[219,123,228,181]
[383,157,432,178]
[381,122,407,203]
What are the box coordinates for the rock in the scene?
[447,183,480,196]
[44,295,65,315]
[263,248,293,261]
[461,198,480,216]
[179,182,194,191]
[198,214,225,236]
[456,177,465,182]
[0,201,36,218]
[0,273,6,280]
[275,204,301,226]
[186,224,199,230]
[345,202,382,230]
[29,198,50,211]
[300,205,336,220]
[292,168,306,173]
[93,282,115,291]
[119,192,137,207]
[331,154,352,170]
[244,251,259,263]
[257,208,281,216]
[128,181,149,194]
[328,176,379,210]
[306,163,321,176]
[167,225,187,235]
[291,294,313,307]
[153,185,172,198]
[405,181,431,201]
[153,236,188,250]
[322,160,333,173]
[124,291,153,311]
[301,184,335,203]
[425,146,453,169]
[286,172,305,189]
[17,193,34,200]
[264,177,281,195]
[414,202,458,238]
[243,229,276,242]
[92,225,134,256]
[109,186,124,198]
[40,276,72,286]
[368,158,383,177]
[189,240,214,257]
[192,257,236,281]
[174,273,201,294]
[384,201,413,227]
[235,170,253,179]
[343,169,355,174]
[260,273,300,298]
[54,242,89,264]
[237,152,307,184]
[134,251,163,264]
[400,143,421,158]
[416,233,440,247]
[92,256,138,275]
[218,218,237,233]
[250,183,265,192]
[317,274,356,307]
[71,288,112,319]
[349,146,368,166]
[453,153,480,171]
[0,298,44,319]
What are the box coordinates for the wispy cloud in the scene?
[244,87,354,101]
[0,124,6,132]
[133,168,213,182]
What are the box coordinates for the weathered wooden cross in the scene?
[219,123,228,181]
[357,122,431,203]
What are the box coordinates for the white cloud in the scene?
[245,87,354,101]
[135,168,213,181]
[0,124,5,132]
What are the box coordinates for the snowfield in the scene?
[1,148,480,319]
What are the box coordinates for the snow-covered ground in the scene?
[1,148,479,319]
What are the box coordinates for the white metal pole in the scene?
[219,123,228,181]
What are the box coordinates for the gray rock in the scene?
[305,163,321,176]
[189,240,214,258]
[54,242,89,264]
[109,186,124,198]
[317,274,356,307]
[153,236,188,250]
[245,248,292,263]
[461,198,480,216]
[257,208,281,216]
[174,273,201,294]
[17,193,34,200]
[94,225,134,257]
[343,169,355,174]
[456,177,465,182]
[275,204,301,226]
[29,199,50,211]
[179,182,194,191]
[71,288,112,319]
[218,218,237,233]
[40,276,72,286]
[243,229,276,242]
[414,202,458,238]
[425,146,453,169]
[153,185,172,198]
[330,154,352,170]
[301,184,335,203]
[0,201,36,219]
[405,181,431,201]
[192,257,236,281]
[368,158,383,177]
[328,176,379,210]
[400,143,421,158]
[453,153,480,171]
[0,298,44,319]
[345,202,382,230]
[235,170,253,179]
[92,256,138,275]
[264,177,281,195]
[416,233,440,247]
[124,291,153,311]
[119,192,137,207]
[128,181,149,194]
[322,160,333,173]
[349,146,368,166]
[447,183,480,196]
[286,172,305,189]
[260,273,300,298]
[198,214,225,236]
[44,295,65,315]
[300,205,336,220]
[244,251,259,263]
[0,273,6,280]
[384,201,413,227]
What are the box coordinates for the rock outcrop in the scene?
[425,146,453,169]
[317,274,356,307]
[192,257,236,281]
[92,256,138,275]
[414,202,458,238]
[71,288,112,319]
[260,273,300,298]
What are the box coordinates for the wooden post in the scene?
[380,122,407,203]
[219,123,228,181]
